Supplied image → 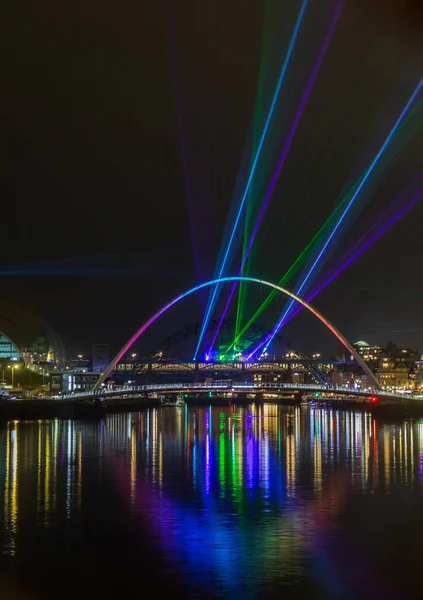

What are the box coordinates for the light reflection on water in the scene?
[1,406,423,599]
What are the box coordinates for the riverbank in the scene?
[0,395,422,420]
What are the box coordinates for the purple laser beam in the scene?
[319,173,423,284]
[246,184,423,359]
[209,0,345,354]
[276,185,423,335]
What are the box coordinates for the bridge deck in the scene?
[62,382,421,403]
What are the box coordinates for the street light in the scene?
[8,364,19,388]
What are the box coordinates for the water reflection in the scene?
[1,406,423,598]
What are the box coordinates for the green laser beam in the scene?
[235,0,275,344]
[224,183,361,356]
[235,0,310,345]
[230,61,423,357]
[227,98,422,356]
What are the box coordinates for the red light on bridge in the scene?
[371,396,379,404]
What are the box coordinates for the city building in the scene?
[353,340,420,391]
[416,356,423,393]
[383,342,420,371]
[354,341,383,364]
[332,364,372,390]
[0,297,65,370]
[377,356,413,391]
[50,370,101,394]
[92,344,110,373]
[68,357,90,371]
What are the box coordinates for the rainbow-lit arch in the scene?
[94,276,380,390]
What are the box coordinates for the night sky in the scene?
[2,0,423,358]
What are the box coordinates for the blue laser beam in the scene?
[193,0,310,359]
[208,0,345,355]
[263,76,423,352]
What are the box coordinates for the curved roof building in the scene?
[0,298,65,367]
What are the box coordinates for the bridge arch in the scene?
[95,277,381,390]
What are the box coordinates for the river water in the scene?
[0,405,422,599]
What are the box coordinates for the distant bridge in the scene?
[147,319,340,386]
[115,358,342,374]
[62,382,418,403]
[154,318,287,353]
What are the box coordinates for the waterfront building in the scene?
[384,341,420,370]
[92,343,110,372]
[353,341,383,364]
[0,297,65,371]
[50,370,101,393]
[68,357,90,370]
[332,366,372,390]
[377,356,413,391]
[416,357,423,392]
[353,340,419,391]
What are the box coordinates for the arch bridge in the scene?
[63,382,410,403]
[95,276,381,391]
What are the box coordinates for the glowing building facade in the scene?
[0,298,65,369]
[354,341,383,364]
[0,332,21,361]
[415,357,423,392]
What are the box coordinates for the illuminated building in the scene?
[50,370,101,393]
[416,357,423,392]
[353,341,382,364]
[375,343,420,391]
[0,297,65,369]
[377,357,412,390]
[384,341,420,370]
[332,366,373,390]
[68,357,90,371]
[92,344,109,372]
[354,340,419,391]
[0,332,21,361]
